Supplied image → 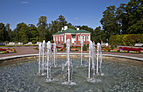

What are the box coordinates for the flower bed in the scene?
[120,50,128,53]
[103,46,143,54]
[119,47,143,53]
[110,49,120,52]
[0,48,16,54]
[102,46,112,52]
[129,51,140,54]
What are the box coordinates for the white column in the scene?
[89,34,91,41]
[64,34,66,43]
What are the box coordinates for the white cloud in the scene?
[21,1,29,4]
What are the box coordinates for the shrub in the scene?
[63,43,66,49]
[32,40,37,44]
[83,45,87,51]
[50,40,54,43]
[109,34,143,46]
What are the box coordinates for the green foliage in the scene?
[4,41,9,44]
[109,34,143,46]
[28,24,39,42]
[101,0,143,40]
[37,16,47,41]
[0,23,9,42]
[92,26,106,43]
[63,43,66,49]
[100,5,120,41]
[83,45,87,51]
[14,23,29,43]
[50,40,54,43]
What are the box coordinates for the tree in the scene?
[37,16,47,41]
[126,0,143,34]
[0,23,9,42]
[57,15,67,29]
[116,4,128,34]
[100,6,120,40]
[48,15,70,41]
[49,20,60,35]
[92,26,106,43]
[28,24,39,43]
[14,22,29,43]
[115,0,143,34]
[128,20,143,34]
[6,23,12,41]
[0,23,5,42]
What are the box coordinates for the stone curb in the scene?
[0,53,142,61]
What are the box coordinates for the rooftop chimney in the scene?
[64,26,68,30]
[76,28,80,30]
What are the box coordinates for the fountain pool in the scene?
[0,56,143,92]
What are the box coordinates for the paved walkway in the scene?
[0,46,38,58]
[0,46,143,59]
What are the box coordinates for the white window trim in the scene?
[61,36,63,42]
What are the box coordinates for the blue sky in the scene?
[0,0,130,30]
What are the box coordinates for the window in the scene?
[56,37,58,41]
[59,36,60,41]
[78,36,81,41]
[83,36,85,41]
[86,36,89,41]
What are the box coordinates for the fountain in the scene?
[98,43,104,76]
[96,43,100,74]
[53,43,57,67]
[38,40,103,84]
[87,40,100,83]
[38,42,42,75]
[62,39,76,85]
[41,40,46,76]
[80,36,84,66]
[1,39,143,91]
[46,41,52,82]
[88,40,92,79]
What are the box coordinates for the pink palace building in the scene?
[52,26,91,45]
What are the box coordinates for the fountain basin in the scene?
[0,56,143,92]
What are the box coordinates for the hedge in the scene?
[109,34,143,46]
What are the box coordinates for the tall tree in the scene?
[5,23,12,41]
[37,16,47,41]
[100,5,120,40]
[0,23,6,42]
[48,15,69,41]
[116,4,128,34]
[57,15,67,29]
[116,0,143,34]
[126,0,143,34]
[14,22,29,43]
[92,26,106,43]
[28,24,39,43]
